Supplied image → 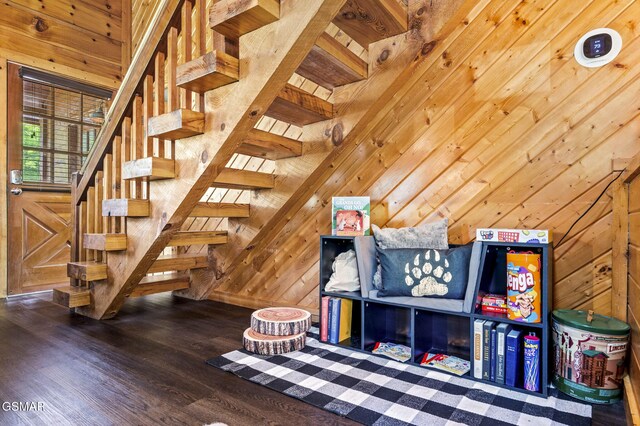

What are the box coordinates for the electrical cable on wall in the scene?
[554,170,624,249]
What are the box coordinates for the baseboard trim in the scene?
[208,291,319,318]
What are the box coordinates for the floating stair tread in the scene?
[122,157,175,180]
[213,168,275,190]
[190,202,250,218]
[102,199,150,217]
[297,32,368,90]
[176,50,239,94]
[238,129,303,160]
[168,231,228,246]
[147,109,205,140]
[148,254,209,273]
[210,0,280,38]
[83,233,128,251]
[129,272,190,297]
[333,0,408,48]
[67,261,107,281]
[53,286,91,308]
[265,84,333,127]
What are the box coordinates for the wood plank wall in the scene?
[628,177,640,416]
[131,0,162,59]
[203,0,640,315]
[0,0,125,87]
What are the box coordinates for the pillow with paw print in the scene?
[376,244,472,299]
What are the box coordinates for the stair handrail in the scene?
[75,0,184,205]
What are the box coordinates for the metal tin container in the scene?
[552,309,630,404]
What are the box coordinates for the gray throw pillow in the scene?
[372,219,449,250]
[371,219,449,289]
[377,244,472,299]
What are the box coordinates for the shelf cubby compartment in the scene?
[413,310,470,371]
[319,236,362,300]
[363,302,411,354]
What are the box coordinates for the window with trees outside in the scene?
[21,79,109,185]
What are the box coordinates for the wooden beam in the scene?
[83,234,128,251]
[147,109,205,140]
[167,231,228,246]
[122,157,175,180]
[611,178,629,322]
[176,50,239,93]
[76,0,183,202]
[190,202,250,218]
[210,0,280,38]
[214,169,275,190]
[297,32,368,89]
[102,199,150,217]
[265,83,334,126]
[77,0,349,320]
[53,287,91,308]
[147,254,209,273]
[238,129,303,159]
[129,273,190,297]
[332,0,408,48]
[67,261,107,281]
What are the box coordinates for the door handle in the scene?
[10,187,22,195]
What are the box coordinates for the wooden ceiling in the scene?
[196,0,640,316]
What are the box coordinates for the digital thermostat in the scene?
[574,28,622,68]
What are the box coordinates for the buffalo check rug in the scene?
[207,329,592,426]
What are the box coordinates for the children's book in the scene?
[329,298,340,344]
[372,342,411,363]
[421,354,471,376]
[320,296,330,342]
[332,197,370,236]
[473,319,485,379]
[338,299,353,342]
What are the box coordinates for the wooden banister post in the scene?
[70,172,83,287]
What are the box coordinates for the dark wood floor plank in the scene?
[0,293,625,425]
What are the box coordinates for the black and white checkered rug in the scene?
[207,331,591,426]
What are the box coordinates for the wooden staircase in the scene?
[54,0,408,316]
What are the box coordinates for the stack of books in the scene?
[320,296,353,344]
[473,319,540,390]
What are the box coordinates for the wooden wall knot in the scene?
[331,123,344,146]
[377,49,390,64]
[32,17,49,33]
[421,40,437,56]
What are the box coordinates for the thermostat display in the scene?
[583,34,612,58]
[575,28,622,68]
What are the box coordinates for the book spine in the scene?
[329,298,341,344]
[320,297,330,342]
[505,333,521,387]
[338,299,353,341]
[490,329,497,382]
[496,326,509,384]
[482,322,493,380]
[473,320,484,379]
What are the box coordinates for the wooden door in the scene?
[6,64,71,295]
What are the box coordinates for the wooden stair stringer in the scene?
[74,0,350,320]
[184,4,447,302]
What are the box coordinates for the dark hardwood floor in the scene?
[0,293,627,425]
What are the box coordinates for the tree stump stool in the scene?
[243,328,306,355]
[250,307,311,336]
[243,307,311,355]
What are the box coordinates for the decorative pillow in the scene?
[372,219,449,250]
[371,219,449,289]
[377,244,472,299]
